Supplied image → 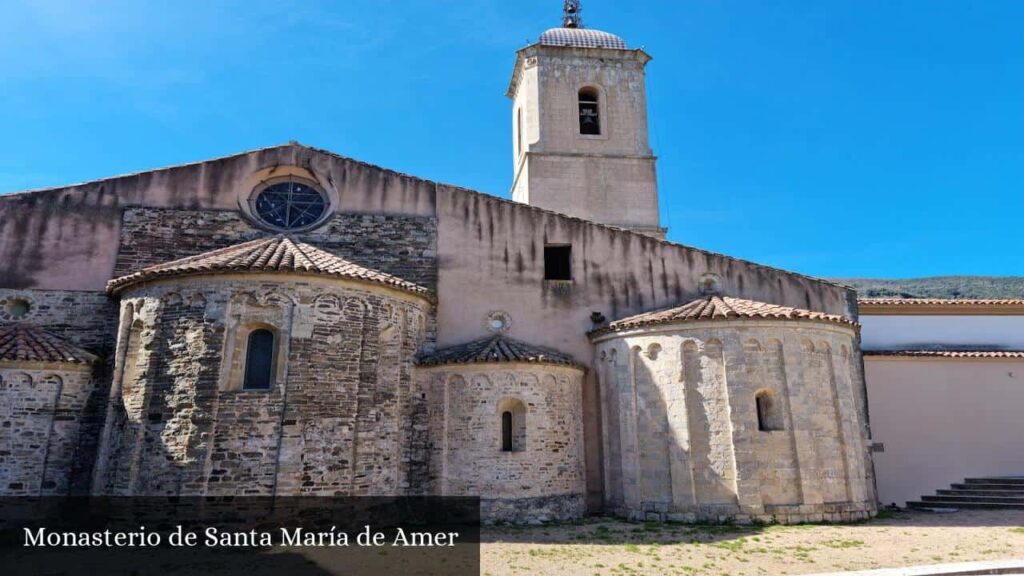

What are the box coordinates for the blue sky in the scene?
[1,0,1021,278]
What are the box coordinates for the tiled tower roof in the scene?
[0,324,97,365]
[107,235,430,297]
[539,28,627,49]
[592,295,856,337]
[417,334,583,369]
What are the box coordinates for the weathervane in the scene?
[563,0,583,29]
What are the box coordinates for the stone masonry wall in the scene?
[92,275,430,497]
[594,320,875,524]
[510,45,661,234]
[417,364,587,523]
[114,207,438,291]
[0,367,94,495]
[0,288,116,494]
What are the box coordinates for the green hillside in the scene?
[833,276,1024,299]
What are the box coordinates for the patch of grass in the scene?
[823,539,865,549]
[873,508,910,521]
[711,538,747,553]
[589,524,616,542]
[765,522,817,532]
[624,543,640,553]
[786,544,818,563]
[689,522,750,535]
[1011,527,1024,534]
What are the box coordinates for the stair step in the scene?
[951,482,1024,491]
[965,477,1024,485]
[908,500,1024,510]
[922,494,1024,504]
[938,488,1024,497]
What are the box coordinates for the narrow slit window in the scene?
[578,87,600,135]
[501,411,513,452]
[243,329,275,390]
[544,245,572,280]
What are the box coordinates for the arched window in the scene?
[755,390,783,432]
[243,329,275,390]
[498,398,526,452]
[578,87,601,135]
[501,411,514,451]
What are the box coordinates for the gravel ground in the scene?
[480,509,1024,575]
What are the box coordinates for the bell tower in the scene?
[507,2,665,239]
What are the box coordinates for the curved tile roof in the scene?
[859,298,1024,306]
[539,28,627,50]
[0,324,97,365]
[417,334,583,369]
[107,235,431,297]
[864,349,1024,359]
[592,295,856,337]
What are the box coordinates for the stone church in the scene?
[0,4,876,524]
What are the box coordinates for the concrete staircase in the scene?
[907,476,1024,510]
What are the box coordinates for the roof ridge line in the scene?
[589,294,856,339]
[442,182,855,292]
[106,235,431,297]
[0,142,310,197]
[2,142,852,296]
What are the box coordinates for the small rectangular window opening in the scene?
[544,245,572,281]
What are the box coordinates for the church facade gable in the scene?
[0,4,874,525]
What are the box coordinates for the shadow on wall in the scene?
[96,308,223,496]
[600,341,739,518]
[597,326,877,525]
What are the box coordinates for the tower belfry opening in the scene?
[507,1,666,239]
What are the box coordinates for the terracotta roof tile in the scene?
[591,295,855,337]
[417,335,583,369]
[0,324,97,365]
[864,349,1024,359]
[107,235,430,297]
[539,28,628,50]
[859,298,1024,306]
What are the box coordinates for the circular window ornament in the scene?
[1,297,32,321]
[250,177,329,231]
[485,311,512,334]
[699,273,722,295]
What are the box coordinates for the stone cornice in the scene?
[506,43,652,99]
